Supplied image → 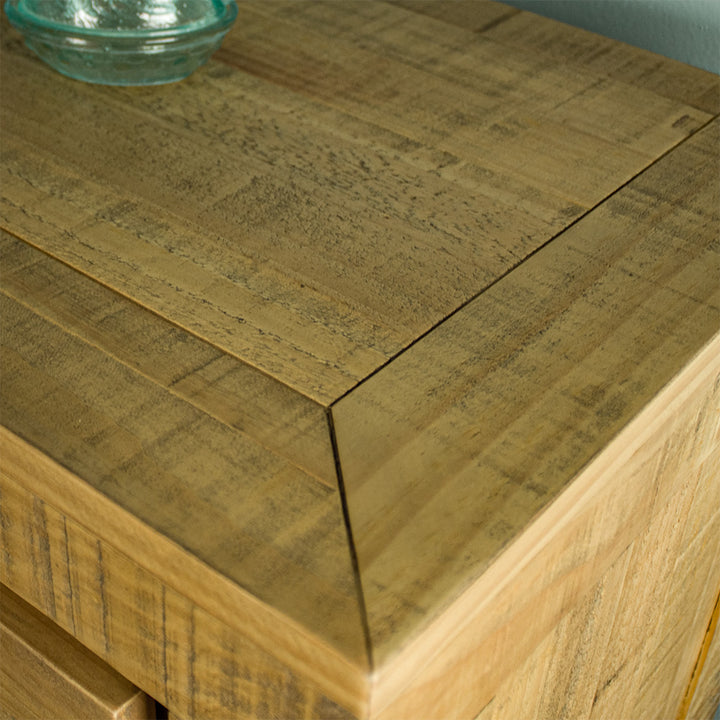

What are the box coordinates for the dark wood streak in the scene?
[30,497,56,620]
[96,540,110,655]
[189,605,197,720]
[62,517,77,636]
[157,583,168,708]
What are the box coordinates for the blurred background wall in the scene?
[501,0,720,74]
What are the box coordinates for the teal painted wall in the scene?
[502,0,720,74]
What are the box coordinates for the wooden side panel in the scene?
[0,422,369,716]
[470,403,720,720]
[0,584,155,720]
[0,475,360,720]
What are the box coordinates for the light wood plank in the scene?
[0,477,360,720]
[334,119,720,669]
[470,553,634,720]
[470,452,720,720]
[0,231,336,487]
[0,584,155,720]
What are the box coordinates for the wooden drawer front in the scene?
[0,584,155,720]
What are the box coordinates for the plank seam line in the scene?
[0,278,334,489]
[326,406,374,676]
[325,407,374,674]
[0,226,327,408]
[329,115,719,408]
[0,585,129,714]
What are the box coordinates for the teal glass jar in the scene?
[4,0,238,85]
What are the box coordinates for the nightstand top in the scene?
[2,3,719,717]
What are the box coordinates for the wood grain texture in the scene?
[334,118,720,668]
[395,0,720,114]
[686,595,720,720]
[223,1,709,206]
[0,231,335,486]
[470,397,720,720]
[479,9,720,115]
[1,584,155,720]
[2,3,719,719]
[371,320,720,720]
[0,421,369,716]
[0,1,711,403]
[0,32,391,405]
[0,472,361,720]
[0,259,365,667]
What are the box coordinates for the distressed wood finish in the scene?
[220,1,709,206]
[333,119,720,717]
[0,1,711,403]
[0,584,155,720]
[1,2,719,719]
[0,426,368,718]
[466,363,720,720]
[0,473,357,720]
[334,118,720,665]
[0,231,365,666]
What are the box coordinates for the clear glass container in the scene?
[4,0,238,85]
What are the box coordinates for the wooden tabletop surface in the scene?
[1,2,719,719]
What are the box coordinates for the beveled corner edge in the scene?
[367,329,720,720]
[0,426,372,719]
